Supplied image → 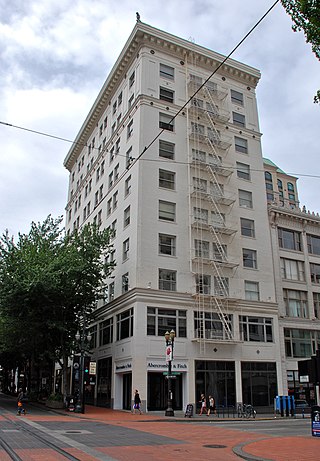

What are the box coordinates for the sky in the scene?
[0,0,319,237]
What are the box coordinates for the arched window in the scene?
[265,171,272,181]
[277,179,283,189]
[287,182,294,192]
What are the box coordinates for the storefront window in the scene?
[147,307,186,337]
[241,362,277,406]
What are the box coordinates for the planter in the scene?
[46,400,64,409]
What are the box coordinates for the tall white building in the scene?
[64,21,290,411]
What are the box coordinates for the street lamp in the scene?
[74,329,92,414]
[164,329,175,417]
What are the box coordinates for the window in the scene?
[111,122,116,135]
[237,162,250,180]
[231,89,244,105]
[192,148,206,163]
[159,113,174,131]
[287,182,294,192]
[159,169,175,190]
[108,171,113,189]
[123,238,129,261]
[280,258,305,281]
[193,207,208,224]
[159,269,177,291]
[239,189,253,208]
[240,218,255,237]
[213,276,229,296]
[278,228,301,251]
[124,206,130,227]
[307,234,320,255]
[245,281,260,301]
[160,63,174,80]
[235,136,248,153]
[194,311,233,340]
[94,191,99,207]
[117,308,133,340]
[99,318,113,345]
[125,175,131,196]
[112,191,118,210]
[107,198,112,216]
[122,273,129,293]
[284,328,319,358]
[115,138,120,154]
[196,274,211,294]
[283,289,308,318]
[212,243,227,261]
[159,140,175,159]
[109,281,115,301]
[159,200,176,222]
[310,263,320,283]
[118,91,122,105]
[232,112,245,127]
[112,101,117,114]
[159,234,176,256]
[114,164,119,181]
[240,316,273,342]
[109,146,115,164]
[127,120,133,138]
[265,171,272,181]
[277,179,283,189]
[129,71,135,88]
[147,307,186,337]
[313,293,320,319]
[195,239,210,258]
[126,147,133,168]
[128,94,134,109]
[243,248,257,269]
[160,87,174,103]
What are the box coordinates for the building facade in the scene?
[64,21,317,412]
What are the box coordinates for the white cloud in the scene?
[0,0,319,236]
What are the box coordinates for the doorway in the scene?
[147,372,182,411]
[122,373,132,410]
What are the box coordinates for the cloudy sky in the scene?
[0,0,319,237]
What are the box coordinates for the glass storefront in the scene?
[97,357,112,407]
[147,372,182,411]
[241,362,277,406]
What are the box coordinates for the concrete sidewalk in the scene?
[32,404,318,461]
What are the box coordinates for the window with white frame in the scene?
[310,263,320,283]
[129,71,135,88]
[235,136,248,153]
[112,191,118,210]
[123,206,130,228]
[194,311,233,340]
[212,243,227,261]
[193,207,208,224]
[159,169,175,189]
[283,289,308,318]
[159,87,174,103]
[213,276,229,296]
[117,308,133,340]
[122,273,129,293]
[231,89,244,105]
[284,328,318,358]
[239,189,253,208]
[127,120,133,138]
[147,307,186,337]
[123,238,129,261]
[313,293,320,319]
[125,175,131,196]
[159,200,176,222]
[278,228,301,251]
[109,281,114,301]
[232,112,245,127]
[159,140,175,159]
[194,239,210,259]
[99,318,113,345]
[245,281,260,301]
[193,177,207,192]
[307,234,320,255]
[126,147,133,168]
[192,148,206,163]
[108,171,113,189]
[160,63,174,80]
[280,258,305,281]
[237,162,250,180]
[240,218,255,237]
[195,274,211,294]
[243,248,257,269]
[159,269,177,291]
[107,198,112,216]
[159,113,174,131]
[159,234,176,256]
[240,316,273,342]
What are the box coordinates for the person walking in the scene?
[199,393,206,415]
[207,395,216,416]
[17,388,26,415]
[133,389,142,415]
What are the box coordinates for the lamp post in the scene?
[74,328,92,414]
[164,329,175,417]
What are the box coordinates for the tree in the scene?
[0,215,115,400]
[281,1,320,102]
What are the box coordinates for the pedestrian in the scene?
[207,395,216,416]
[17,388,26,415]
[133,389,142,415]
[199,393,206,415]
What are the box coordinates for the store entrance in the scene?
[122,373,132,410]
[147,372,182,411]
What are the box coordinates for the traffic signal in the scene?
[84,356,91,384]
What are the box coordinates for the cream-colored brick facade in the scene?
[64,21,319,412]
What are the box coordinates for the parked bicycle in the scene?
[237,403,256,418]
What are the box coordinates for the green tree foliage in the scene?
[0,215,114,395]
[281,1,320,102]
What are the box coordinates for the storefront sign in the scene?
[147,361,188,371]
[115,362,132,372]
[300,375,309,383]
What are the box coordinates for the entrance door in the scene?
[122,373,132,410]
[147,372,182,411]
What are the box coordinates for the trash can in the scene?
[311,405,320,437]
